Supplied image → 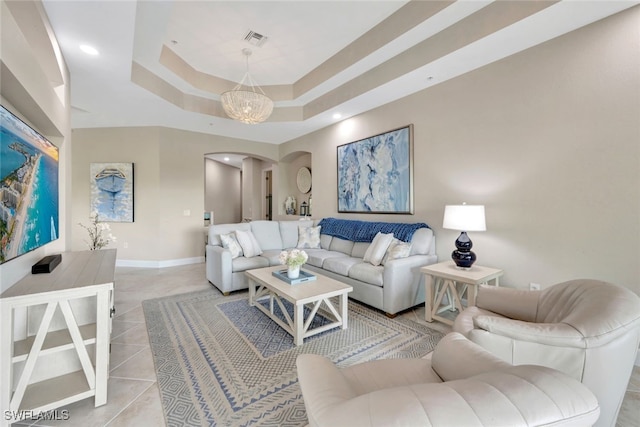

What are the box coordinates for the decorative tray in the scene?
[272,269,317,285]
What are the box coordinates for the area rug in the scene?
[142,289,444,427]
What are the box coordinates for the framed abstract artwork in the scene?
[90,162,134,222]
[337,124,413,214]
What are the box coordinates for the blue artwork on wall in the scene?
[337,125,413,214]
[90,162,134,222]
[0,105,59,264]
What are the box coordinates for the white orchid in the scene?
[79,212,116,250]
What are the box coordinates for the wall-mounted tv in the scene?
[0,105,59,264]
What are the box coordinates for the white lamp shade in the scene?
[443,205,486,231]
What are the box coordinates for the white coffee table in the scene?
[246,266,353,346]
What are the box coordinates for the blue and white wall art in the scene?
[337,125,413,214]
[0,105,59,264]
[90,162,134,222]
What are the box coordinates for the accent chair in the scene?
[453,279,640,427]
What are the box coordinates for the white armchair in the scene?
[297,332,600,427]
[453,279,640,427]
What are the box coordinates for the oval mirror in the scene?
[296,167,312,194]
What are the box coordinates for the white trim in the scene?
[116,256,204,269]
[636,347,640,367]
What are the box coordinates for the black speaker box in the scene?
[32,254,62,274]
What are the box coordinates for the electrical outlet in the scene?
[123,242,129,249]
[529,282,541,291]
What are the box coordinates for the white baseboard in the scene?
[116,256,204,269]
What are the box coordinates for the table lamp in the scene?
[443,204,486,268]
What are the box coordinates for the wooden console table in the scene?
[0,249,116,425]
[421,261,503,325]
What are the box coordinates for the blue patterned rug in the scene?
[143,289,444,427]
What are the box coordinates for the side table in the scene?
[421,260,503,325]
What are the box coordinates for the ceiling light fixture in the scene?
[332,113,342,119]
[79,44,99,56]
[221,48,273,124]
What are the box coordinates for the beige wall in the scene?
[241,157,263,221]
[0,0,71,291]
[71,127,278,265]
[205,158,241,224]
[276,152,312,218]
[280,7,640,294]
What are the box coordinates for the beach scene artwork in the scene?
[337,125,413,214]
[0,105,59,264]
[90,162,134,222]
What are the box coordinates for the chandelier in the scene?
[221,48,274,124]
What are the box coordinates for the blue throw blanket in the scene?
[317,218,429,243]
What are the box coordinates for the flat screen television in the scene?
[0,105,59,264]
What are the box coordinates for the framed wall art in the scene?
[337,124,413,214]
[90,162,134,222]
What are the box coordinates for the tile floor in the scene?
[15,263,640,426]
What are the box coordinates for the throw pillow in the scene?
[297,226,321,249]
[219,232,243,259]
[363,232,394,266]
[382,238,412,265]
[235,229,263,258]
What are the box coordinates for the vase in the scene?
[287,265,301,279]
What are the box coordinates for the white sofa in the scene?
[297,332,600,427]
[206,219,437,316]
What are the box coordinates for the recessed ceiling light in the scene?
[79,44,99,56]
[224,157,230,162]
[332,113,342,120]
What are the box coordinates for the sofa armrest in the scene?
[382,255,436,315]
[205,245,233,292]
[296,354,357,427]
[476,285,541,322]
[306,366,599,427]
[474,315,587,348]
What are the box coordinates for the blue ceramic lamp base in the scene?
[451,231,477,269]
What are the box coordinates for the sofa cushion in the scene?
[382,239,412,265]
[250,220,283,250]
[409,228,434,256]
[232,255,269,272]
[323,257,362,277]
[280,219,313,248]
[349,263,384,287]
[220,232,243,259]
[329,237,354,255]
[209,223,251,246]
[351,242,370,258]
[320,234,333,250]
[297,225,321,249]
[363,232,394,266]
[235,229,263,257]
[307,250,349,268]
[260,249,284,266]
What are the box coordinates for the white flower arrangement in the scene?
[278,249,308,267]
[79,211,117,250]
